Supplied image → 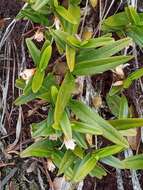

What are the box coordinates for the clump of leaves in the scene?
[102,6,143,47]
[15,1,143,183]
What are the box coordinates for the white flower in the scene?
[49,134,58,141]
[115,65,124,78]
[20,68,35,81]
[54,17,60,30]
[64,138,76,150]
[34,31,44,42]
[47,159,56,172]
[112,80,123,86]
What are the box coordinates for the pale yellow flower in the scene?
[20,68,36,81]
[47,159,56,172]
[34,31,44,42]
[54,17,60,30]
[112,80,123,86]
[49,134,58,141]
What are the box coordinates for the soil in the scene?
[0,0,143,190]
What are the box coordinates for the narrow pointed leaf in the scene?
[51,85,58,104]
[50,29,68,50]
[66,45,76,72]
[20,9,50,26]
[77,38,132,64]
[69,100,129,148]
[125,6,140,25]
[32,69,45,93]
[32,0,50,11]
[20,140,54,158]
[109,118,143,130]
[72,153,97,182]
[15,78,26,89]
[73,132,88,149]
[54,73,75,127]
[51,151,73,179]
[58,150,75,175]
[123,67,143,88]
[106,94,121,117]
[93,145,124,159]
[72,121,102,135]
[80,36,114,49]
[74,56,133,76]
[31,109,54,138]
[123,154,143,169]
[101,156,124,169]
[60,112,72,139]
[102,12,129,31]
[26,38,40,66]
[90,165,107,179]
[56,6,78,24]
[119,95,128,119]
[39,45,52,72]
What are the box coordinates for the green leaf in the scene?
[32,0,50,11]
[66,45,76,72]
[41,40,51,54]
[74,56,133,76]
[14,93,37,105]
[39,45,52,72]
[80,36,114,49]
[67,35,114,49]
[20,9,50,26]
[20,140,54,158]
[101,156,124,169]
[69,0,81,5]
[102,12,129,31]
[60,112,72,139]
[77,38,132,64]
[68,3,80,34]
[52,151,73,179]
[58,150,75,175]
[109,118,143,130]
[72,153,97,182]
[51,85,58,104]
[123,154,143,169]
[32,69,45,93]
[66,35,81,47]
[15,74,55,105]
[93,145,124,159]
[31,122,54,138]
[31,109,54,138]
[50,29,68,50]
[54,73,75,128]
[26,38,40,66]
[106,94,121,117]
[56,6,78,24]
[119,128,137,137]
[125,6,140,25]
[69,100,129,148]
[73,132,88,149]
[53,0,58,7]
[123,67,143,88]
[108,85,123,96]
[15,78,26,90]
[72,121,102,135]
[58,3,80,34]
[127,25,143,47]
[73,146,84,159]
[90,165,107,179]
[23,78,33,95]
[119,95,128,119]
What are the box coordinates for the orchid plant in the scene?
[15,0,143,183]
